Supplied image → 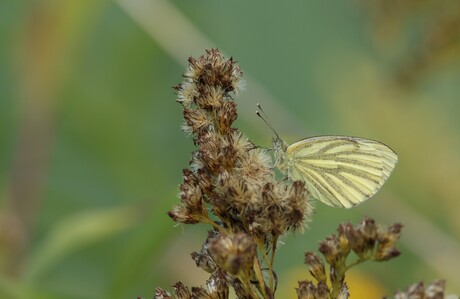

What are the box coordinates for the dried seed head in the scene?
[329,266,340,286]
[407,282,425,298]
[195,86,224,110]
[216,100,237,135]
[190,286,211,299]
[296,281,316,299]
[231,279,247,299]
[154,288,172,299]
[208,232,256,275]
[385,279,456,299]
[167,169,206,224]
[304,252,326,282]
[191,230,219,274]
[191,250,216,274]
[375,223,403,261]
[282,181,313,232]
[393,292,408,299]
[176,81,197,108]
[343,222,367,258]
[183,108,211,137]
[233,146,273,185]
[196,168,213,197]
[172,282,191,299]
[204,270,229,299]
[319,235,342,267]
[316,281,330,299]
[183,49,243,95]
[337,223,352,255]
[357,218,377,248]
[337,283,349,299]
[425,280,445,299]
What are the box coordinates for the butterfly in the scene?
[272,135,398,208]
[257,106,398,208]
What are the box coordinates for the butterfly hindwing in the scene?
[285,136,398,208]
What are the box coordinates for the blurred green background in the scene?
[1,0,460,298]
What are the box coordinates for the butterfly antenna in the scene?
[256,103,280,139]
[257,103,269,119]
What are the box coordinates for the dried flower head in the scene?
[304,252,326,283]
[208,232,256,276]
[303,218,404,298]
[386,280,459,299]
[191,230,219,273]
[296,280,333,299]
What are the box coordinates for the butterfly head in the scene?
[272,137,289,172]
[255,104,289,171]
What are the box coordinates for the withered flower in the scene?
[318,235,342,267]
[304,252,326,283]
[375,222,403,261]
[296,281,331,299]
[306,218,405,298]
[154,288,172,299]
[172,282,191,299]
[191,230,219,273]
[386,280,458,299]
[296,280,316,299]
[208,232,256,276]
[336,284,349,299]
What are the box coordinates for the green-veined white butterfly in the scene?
[257,105,398,208]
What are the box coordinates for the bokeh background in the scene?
[1,0,460,298]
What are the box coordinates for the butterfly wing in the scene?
[286,136,398,208]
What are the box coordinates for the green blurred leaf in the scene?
[25,205,140,282]
[0,276,31,299]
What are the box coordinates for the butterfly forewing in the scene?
[285,136,398,208]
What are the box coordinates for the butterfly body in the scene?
[273,135,398,208]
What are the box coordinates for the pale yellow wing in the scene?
[286,136,398,208]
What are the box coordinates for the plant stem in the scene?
[255,239,273,292]
[253,257,269,299]
[345,257,366,271]
[269,236,278,292]
[201,216,227,234]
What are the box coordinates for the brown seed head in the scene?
[208,232,256,275]
[296,281,316,299]
[319,235,342,267]
[337,223,352,256]
[190,286,210,299]
[304,252,326,282]
[337,283,349,299]
[154,287,172,299]
[375,223,403,261]
[425,280,445,299]
[167,169,206,224]
[357,218,378,248]
[316,281,330,299]
[172,282,191,299]
[407,282,425,298]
